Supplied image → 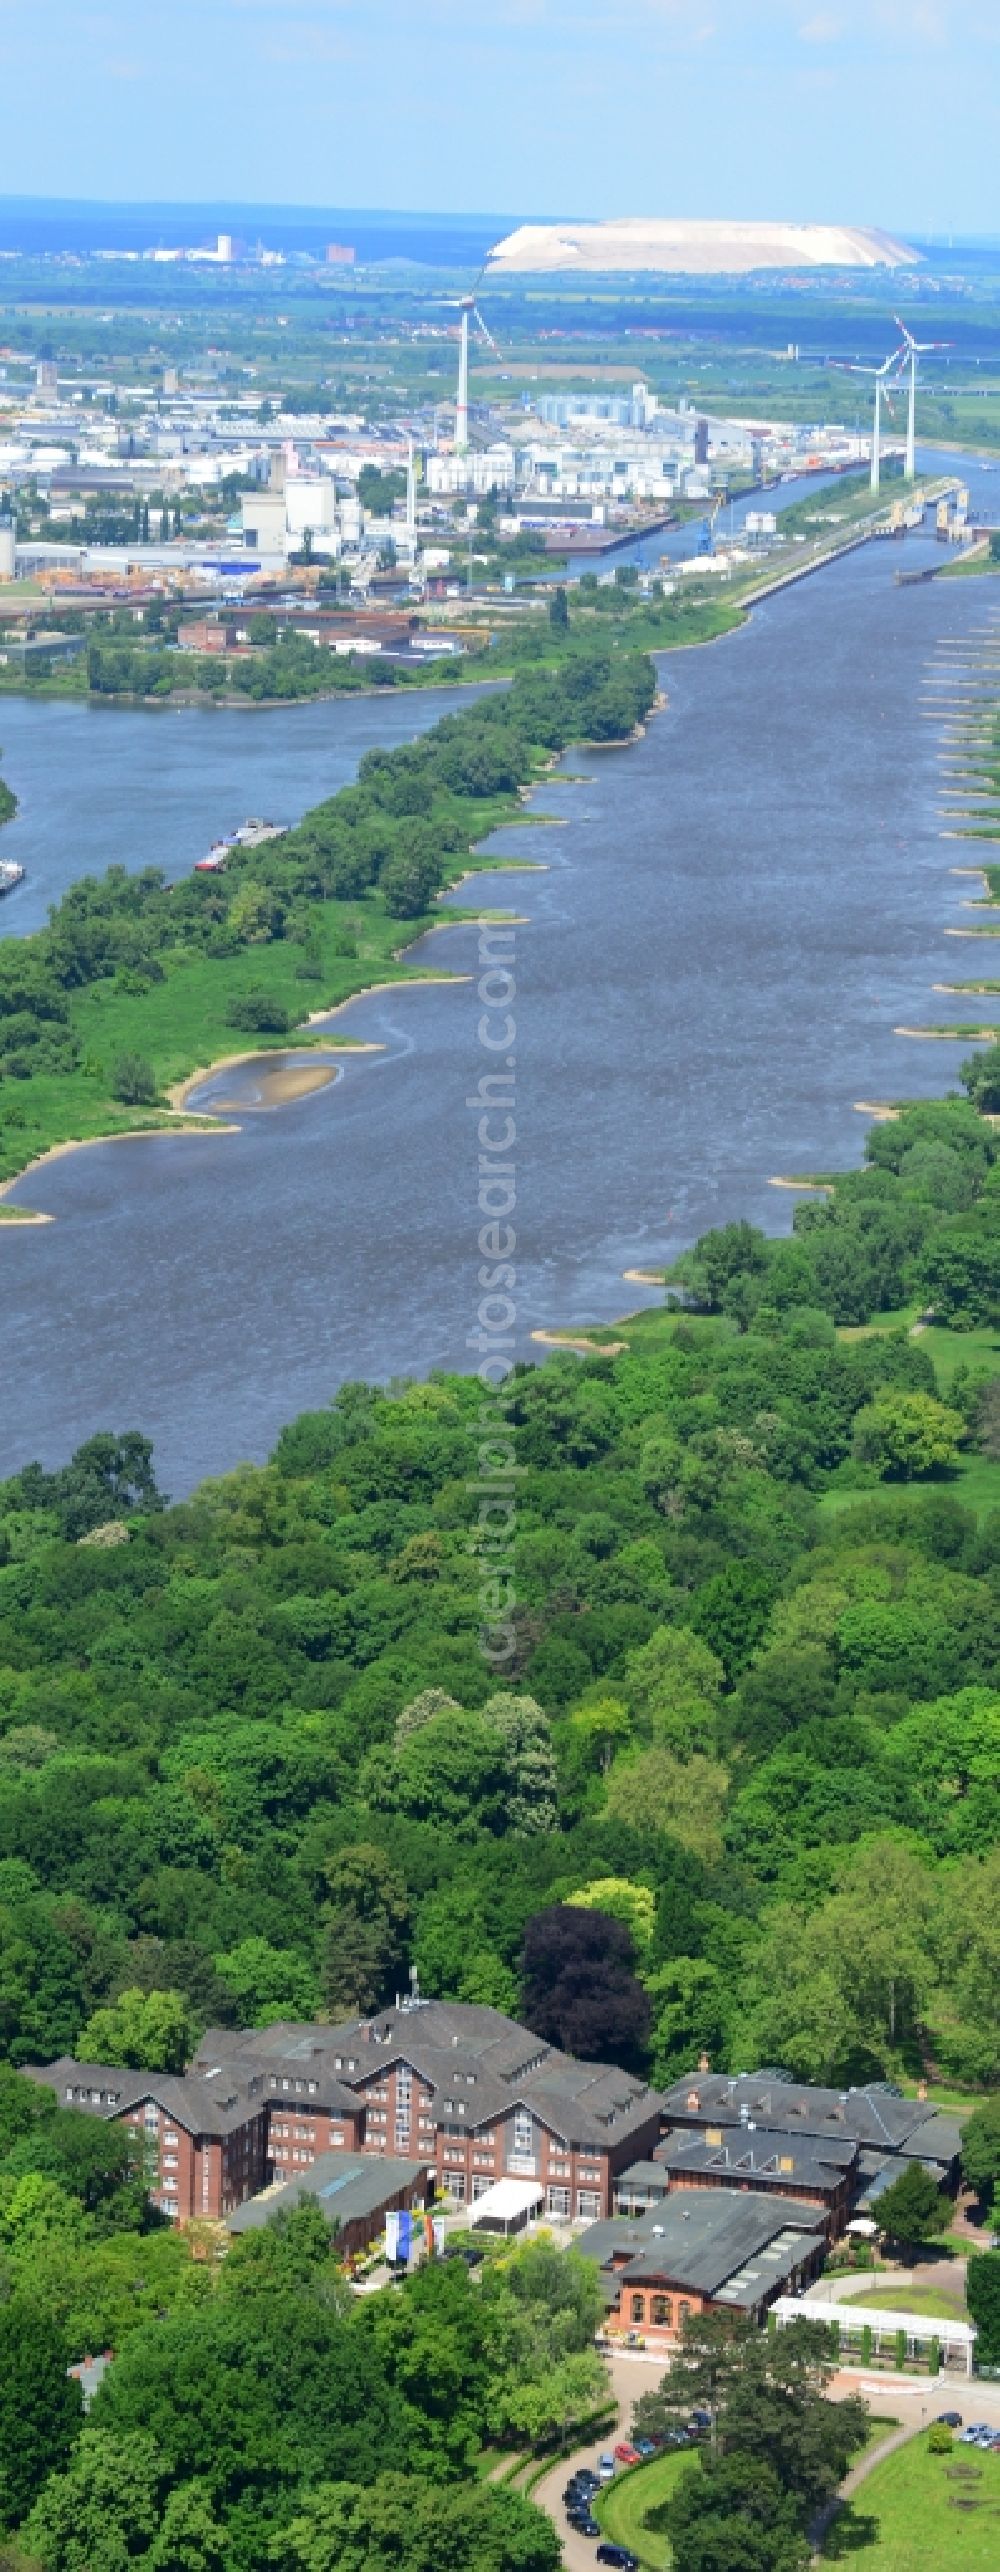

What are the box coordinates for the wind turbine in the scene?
[434,291,500,455]
[839,341,905,494]
[894,317,951,481]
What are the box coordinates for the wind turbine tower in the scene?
[894,317,949,481]
[406,437,417,549]
[843,344,904,495]
[456,300,471,456]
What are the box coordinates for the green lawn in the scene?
[822,2433,1000,2568]
[837,2282,968,2321]
[817,1448,1000,1523]
[916,1322,1000,1388]
[594,2452,699,2571]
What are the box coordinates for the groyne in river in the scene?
[2,455,999,1491]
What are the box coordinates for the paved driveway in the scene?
[530,2342,1000,2569]
[531,2352,667,2572]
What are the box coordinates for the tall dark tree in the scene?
[967,2249,1000,2365]
[520,1905,650,2065]
[657,2455,810,2572]
[635,2313,867,2517]
[0,2301,83,2532]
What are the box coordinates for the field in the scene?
[822,2433,1000,2568]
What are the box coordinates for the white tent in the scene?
[469,2178,544,2236]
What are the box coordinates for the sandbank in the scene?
[169,975,472,1113]
[530,1329,627,1358]
[206,1060,342,1111]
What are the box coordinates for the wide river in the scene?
[2,453,999,1492]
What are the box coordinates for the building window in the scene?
[547,2186,570,2217]
[576,2189,601,2220]
[650,2296,672,2328]
[678,2301,691,2325]
[449,2173,466,2202]
[472,2176,492,2200]
[630,2294,645,2324]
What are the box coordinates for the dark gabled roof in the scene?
[192,2006,665,2150]
[658,2071,943,2154]
[23,2059,260,2140]
[190,2030,361,2119]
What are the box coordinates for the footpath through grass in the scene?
[822,2432,1000,2568]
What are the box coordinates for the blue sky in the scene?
[3,1,998,235]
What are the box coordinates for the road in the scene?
[531,2351,665,2572]
[531,2346,1000,2570]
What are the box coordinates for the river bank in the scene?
[2,486,999,1486]
[0,642,657,1211]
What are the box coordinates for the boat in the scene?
[193,821,286,876]
[0,859,25,898]
[233,817,286,847]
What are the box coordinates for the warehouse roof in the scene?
[225,2152,427,2235]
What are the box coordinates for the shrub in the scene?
[225,992,294,1034]
[110,1052,158,1105]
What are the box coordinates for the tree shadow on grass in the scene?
[822,2504,879,2557]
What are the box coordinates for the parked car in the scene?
[633,2437,657,2458]
[614,2442,640,2465]
[934,2411,962,2428]
[662,2429,693,2449]
[598,2454,617,2480]
[596,2548,639,2569]
[573,2518,601,2540]
[689,2410,713,2433]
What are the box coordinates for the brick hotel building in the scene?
[27,1997,665,2226]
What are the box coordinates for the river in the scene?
[0,685,481,938]
[1,453,998,1492]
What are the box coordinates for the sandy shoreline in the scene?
[530,1329,628,1358]
[0,1116,241,1225]
[168,976,471,1112]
